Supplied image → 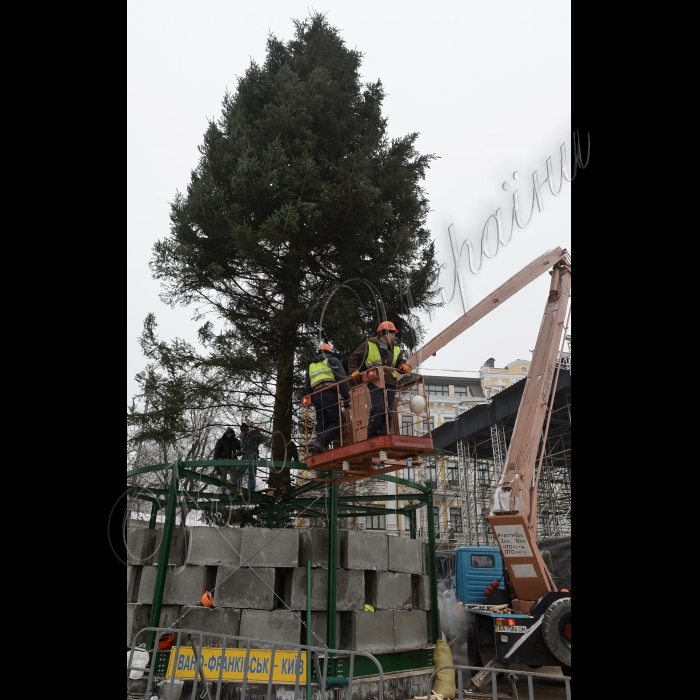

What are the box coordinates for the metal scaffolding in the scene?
[454,384,571,545]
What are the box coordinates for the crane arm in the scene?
[406,247,568,369]
[486,254,571,611]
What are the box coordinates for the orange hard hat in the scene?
[158,633,175,650]
[201,591,214,607]
[318,343,333,353]
[376,321,399,334]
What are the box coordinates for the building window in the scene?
[418,416,435,435]
[401,415,414,436]
[403,514,412,530]
[453,386,470,397]
[447,459,459,484]
[450,507,463,533]
[520,366,528,374]
[433,506,441,538]
[427,465,437,484]
[403,467,415,481]
[426,384,450,396]
[366,514,386,530]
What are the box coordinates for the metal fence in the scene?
[429,664,571,700]
[128,627,385,700]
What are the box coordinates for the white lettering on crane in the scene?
[494,525,533,557]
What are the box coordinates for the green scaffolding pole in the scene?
[426,482,440,643]
[148,500,159,529]
[306,560,312,699]
[146,454,181,651]
[327,481,338,650]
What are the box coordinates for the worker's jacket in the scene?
[214,432,241,460]
[304,351,350,398]
[347,337,406,387]
[240,430,265,457]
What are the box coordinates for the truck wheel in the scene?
[541,597,571,667]
[465,621,481,669]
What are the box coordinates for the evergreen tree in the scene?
[148,12,441,491]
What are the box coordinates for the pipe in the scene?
[146,453,180,651]
[307,559,312,699]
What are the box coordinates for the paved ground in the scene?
[447,665,570,700]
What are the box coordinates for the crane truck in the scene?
[406,248,572,679]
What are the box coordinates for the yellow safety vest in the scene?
[366,342,401,379]
[309,359,335,389]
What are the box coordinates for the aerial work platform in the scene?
[302,367,434,484]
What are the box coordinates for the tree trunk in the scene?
[269,337,295,496]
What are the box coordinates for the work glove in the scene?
[351,370,361,382]
[399,364,412,373]
[302,395,311,406]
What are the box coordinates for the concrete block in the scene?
[367,571,412,610]
[177,607,241,647]
[393,610,429,650]
[422,542,430,575]
[188,527,241,566]
[239,610,301,648]
[336,569,365,611]
[340,531,388,571]
[388,536,423,574]
[339,610,394,653]
[306,611,341,648]
[240,528,299,568]
[154,527,189,566]
[127,603,181,647]
[299,528,339,568]
[283,567,327,610]
[413,575,431,610]
[126,528,158,565]
[127,565,142,603]
[283,568,364,611]
[215,567,276,609]
[137,565,209,606]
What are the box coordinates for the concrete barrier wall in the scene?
[128,526,434,652]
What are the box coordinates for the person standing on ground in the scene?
[347,321,412,438]
[305,342,350,455]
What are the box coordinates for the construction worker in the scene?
[305,342,350,455]
[213,427,241,480]
[214,428,241,460]
[347,321,412,439]
[237,423,265,491]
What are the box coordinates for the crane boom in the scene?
[406,247,568,369]
[486,253,571,612]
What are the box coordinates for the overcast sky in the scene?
[127,0,572,402]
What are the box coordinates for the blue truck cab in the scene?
[453,546,506,605]
[449,545,570,669]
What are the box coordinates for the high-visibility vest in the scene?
[366,342,401,379]
[309,359,335,389]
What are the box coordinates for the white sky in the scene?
[127,0,572,402]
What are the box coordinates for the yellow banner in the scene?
[166,647,308,682]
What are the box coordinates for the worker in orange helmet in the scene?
[347,321,412,438]
[305,342,350,455]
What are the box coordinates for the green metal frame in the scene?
[127,455,441,654]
